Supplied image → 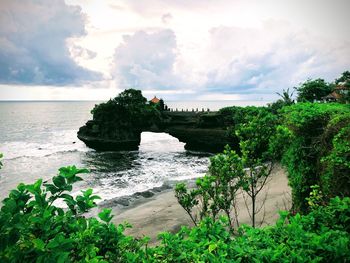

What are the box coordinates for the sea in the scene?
[0,100,269,204]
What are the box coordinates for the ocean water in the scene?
[0,100,268,203]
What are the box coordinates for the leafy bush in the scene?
[268,88,295,114]
[175,132,276,230]
[320,116,350,198]
[175,106,281,229]
[175,146,245,231]
[150,197,350,262]
[218,106,281,155]
[218,106,269,128]
[235,107,279,161]
[0,166,145,263]
[279,103,350,212]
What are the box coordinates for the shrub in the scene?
[175,146,245,231]
[0,166,145,262]
[151,197,350,262]
[279,103,350,212]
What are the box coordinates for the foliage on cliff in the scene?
[218,106,280,154]
[218,100,349,215]
[278,103,350,213]
[91,89,160,131]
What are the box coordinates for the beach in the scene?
[112,164,291,244]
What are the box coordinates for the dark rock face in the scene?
[78,120,141,151]
[161,112,233,152]
[78,111,236,153]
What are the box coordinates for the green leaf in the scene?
[33,238,45,251]
[57,252,69,263]
[53,175,66,188]
[83,188,93,197]
[98,208,113,223]
[209,243,217,253]
[3,198,17,213]
[34,179,42,191]
[45,184,59,194]
[8,228,20,246]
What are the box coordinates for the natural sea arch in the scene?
[78,111,236,153]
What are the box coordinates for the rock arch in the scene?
[78,111,235,153]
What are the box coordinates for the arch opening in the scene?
[139,132,185,152]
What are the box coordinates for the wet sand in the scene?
[111,164,291,244]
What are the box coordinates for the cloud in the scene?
[110,21,350,100]
[200,23,350,97]
[0,0,101,85]
[107,0,350,100]
[112,29,184,90]
[70,45,97,60]
[161,13,173,24]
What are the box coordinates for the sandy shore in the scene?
[112,164,291,244]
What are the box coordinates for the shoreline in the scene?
[110,164,291,244]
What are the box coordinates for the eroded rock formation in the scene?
[78,111,236,153]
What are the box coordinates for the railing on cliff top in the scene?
[161,105,212,113]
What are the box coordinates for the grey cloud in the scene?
[0,0,101,85]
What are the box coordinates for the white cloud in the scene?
[109,21,350,100]
[112,29,186,90]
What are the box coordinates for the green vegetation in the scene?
[152,196,350,262]
[269,88,295,113]
[1,163,349,262]
[91,89,160,132]
[0,165,146,262]
[280,103,350,213]
[175,146,245,230]
[335,71,350,103]
[218,106,278,151]
[295,71,350,103]
[296,78,333,102]
[175,107,280,229]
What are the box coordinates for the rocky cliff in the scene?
[78,110,236,153]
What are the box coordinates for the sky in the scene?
[0,0,349,101]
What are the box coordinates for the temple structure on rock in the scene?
[150,96,160,104]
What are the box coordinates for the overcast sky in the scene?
[0,0,349,101]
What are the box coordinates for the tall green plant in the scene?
[235,109,278,227]
[175,146,245,231]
